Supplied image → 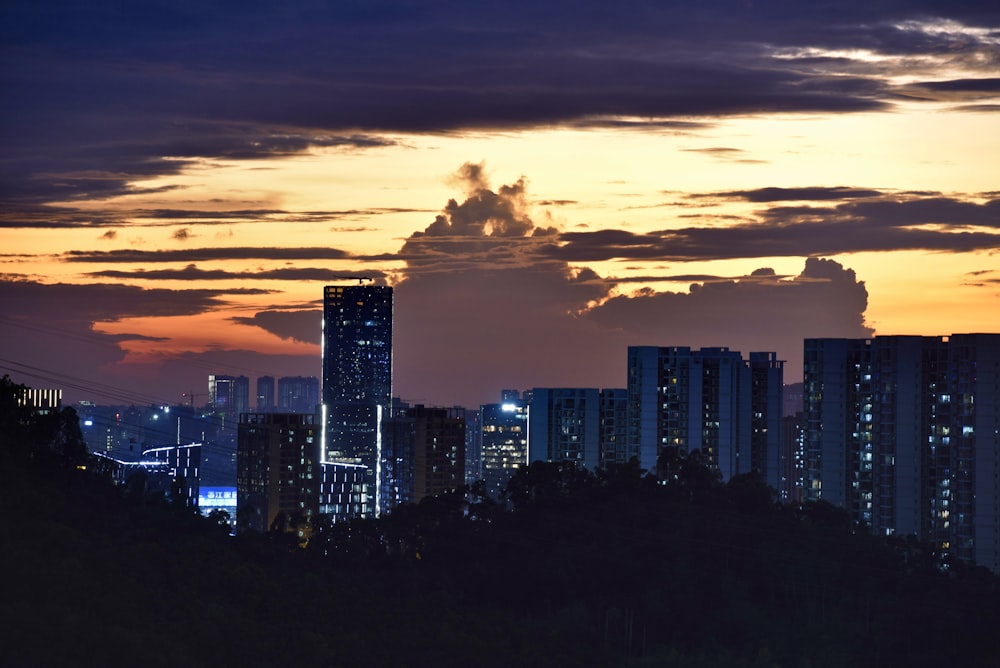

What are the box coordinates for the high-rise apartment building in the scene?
[277,376,320,414]
[599,388,629,468]
[627,346,783,485]
[236,412,319,538]
[208,375,250,420]
[256,376,275,412]
[749,352,785,488]
[462,408,482,485]
[481,390,528,499]
[528,388,601,471]
[381,405,466,514]
[321,284,392,518]
[779,412,805,504]
[804,334,1000,571]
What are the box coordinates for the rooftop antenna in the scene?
[330,275,374,285]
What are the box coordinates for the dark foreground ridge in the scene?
[2,376,999,667]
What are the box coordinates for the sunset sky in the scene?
[2,0,999,409]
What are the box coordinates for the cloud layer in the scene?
[3,1,998,407]
[388,167,875,404]
[3,0,999,218]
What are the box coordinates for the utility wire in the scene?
[0,314,317,390]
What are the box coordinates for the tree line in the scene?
[3,374,999,667]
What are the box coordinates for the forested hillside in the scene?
[3,375,998,667]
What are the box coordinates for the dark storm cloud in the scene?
[393,162,562,275]
[611,273,794,284]
[383,164,881,405]
[4,0,998,215]
[63,247,356,263]
[564,119,710,131]
[954,104,1000,112]
[962,268,1000,286]
[0,279,312,404]
[710,187,885,202]
[585,257,875,382]
[390,164,617,404]
[86,264,385,282]
[0,280,261,321]
[899,78,1000,102]
[546,194,1000,262]
[230,310,321,346]
[0,206,428,230]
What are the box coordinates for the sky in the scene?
[2,0,999,409]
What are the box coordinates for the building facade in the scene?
[278,375,320,414]
[382,405,466,514]
[599,388,629,468]
[142,442,202,507]
[236,412,319,538]
[480,390,528,499]
[319,461,370,519]
[804,334,1000,571]
[256,376,275,412]
[528,388,601,471]
[209,374,250,421]
[627,346,783,486]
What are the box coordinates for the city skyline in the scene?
[2,1,999,409]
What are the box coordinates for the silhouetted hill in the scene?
[3,376,999,667]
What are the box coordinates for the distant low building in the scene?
[16,386,62,413]
[198,486,237,527]
[143,443,201,508]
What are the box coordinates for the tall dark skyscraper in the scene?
[321,283,393,518]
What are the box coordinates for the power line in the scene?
[0,314,322,402]
[0,357,171,406]
[0,313,319,380]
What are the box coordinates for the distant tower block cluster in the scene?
[253,375,319,414]
[321,283,393,518]
[487,350,785,502]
